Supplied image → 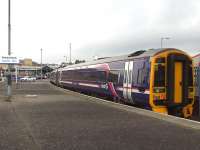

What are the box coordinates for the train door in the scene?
[174,62,183,103]
[123,61,133,102]
[167,54,191,107]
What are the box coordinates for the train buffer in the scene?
[0,80,200,150]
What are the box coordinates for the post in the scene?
[15,66,17,84]
[161,38,163,48]
[40,48,43,79]
[7,0,12,99]
[161,37,170,48]
[8,0,11,56]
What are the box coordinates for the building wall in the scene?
[0,64,8,70]
[23,59,33,66]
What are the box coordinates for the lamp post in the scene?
[7,0,12,99]
[161,37,170,48]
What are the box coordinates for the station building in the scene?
[0,58,58,79]
[17,59,41,77]
[0,58,41,78]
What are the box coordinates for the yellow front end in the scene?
[149,49,194,118]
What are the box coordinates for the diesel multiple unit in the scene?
[50,48,194,118]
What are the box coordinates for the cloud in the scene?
[0,0,200,63]
[74,0,200,60]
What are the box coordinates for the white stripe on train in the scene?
[117,87,150,94]
[60,81,150,94]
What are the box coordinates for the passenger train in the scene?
[193,53,200,111]
[193,53,200,94]
[50,48,194,118]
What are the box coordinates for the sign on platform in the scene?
[0,56,19,64]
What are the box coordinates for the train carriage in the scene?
[50,67,62,86]
[192,53,200,116]
[50,48,194,118]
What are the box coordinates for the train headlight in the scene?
[153,94,166,100]
[101,84,108,89]
[153,87,165,93]
[188,87,194,98]
[160,94,166,100]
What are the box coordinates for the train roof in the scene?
[62,48,183,69]
[192,53,200,59]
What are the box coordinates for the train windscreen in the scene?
[154,64,165,87]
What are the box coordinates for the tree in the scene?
[75,59,85,64]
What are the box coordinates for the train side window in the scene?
[69,71,75,80]
[146,67,150,86]
[118,71,124,85]
[136,61,147,86]
[108,70,119,84]
[83,71,90,81]
[137,68,145,84]
[73,70,79,80]
[98,71,106,82]
[80,71,106,82]
[62,71,69,80]
[154,64,165,87]
[132,62,139,85]
[88,71,94,81]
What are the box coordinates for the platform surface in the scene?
[0,80,200,150]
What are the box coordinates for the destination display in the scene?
[0,56,19,64]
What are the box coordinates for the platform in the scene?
[0,80,200,150]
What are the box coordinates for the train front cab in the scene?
[150,49,194,118]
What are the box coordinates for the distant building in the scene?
[0,64,7,78]
[15,58,40,77]
[43,64,59,70]
[0,64,7,70]
[16,65,41,77]
[0,57,58,78]
[22,58,33,66]
[0,58,40,77]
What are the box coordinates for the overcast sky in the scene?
[0,0,200,64]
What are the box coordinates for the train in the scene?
[192,53,200,116]
[193,53,200,97]
[50,48,194,118]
